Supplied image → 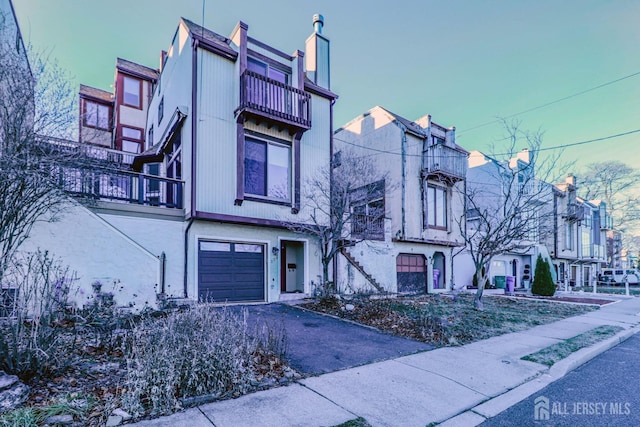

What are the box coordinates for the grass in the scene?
[572,286,640,296]
[305,293,598,346]
[521,325,623,366]
[0,394,91,427]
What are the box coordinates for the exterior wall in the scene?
[337,239,455,293]
[186,221,323,302]
[19,203,160,310]
[98,210,185,298]
[117,76,152,131]
[80,123,112,147]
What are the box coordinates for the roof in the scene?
[377,106,427,137]
[116,58,159,81]
[181,17,237,59]
[79,84,113,103]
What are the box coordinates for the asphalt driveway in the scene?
[235,303,433,375]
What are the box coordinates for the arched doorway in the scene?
[433,252,446,290]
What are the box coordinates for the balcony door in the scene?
[247,58,289,115]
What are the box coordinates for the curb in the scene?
[446,325,639,426]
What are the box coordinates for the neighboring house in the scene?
[456,149,555,290]
[334,106,467,294]
[26,14,336,308]
[606,229,623,268]
[78,58,158,165]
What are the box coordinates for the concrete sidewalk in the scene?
[127,296,640,427]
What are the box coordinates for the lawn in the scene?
[571,286,640,296]
[304,293,598,346]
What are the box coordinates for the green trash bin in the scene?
[494,275,506,289]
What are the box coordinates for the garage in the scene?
[198,241,265,302]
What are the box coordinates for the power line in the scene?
[334,127,640,159]
[457,70,640,136]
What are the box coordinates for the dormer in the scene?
[78,84,113,148]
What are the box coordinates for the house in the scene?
[547,175,611,288]
[334,107,467,294]
[22,14,337,308]
[455,149,555,290]
[78,58,159,165]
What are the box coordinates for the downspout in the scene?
[399,125,407,238]
[183,218,195,298]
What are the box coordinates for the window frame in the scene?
[243,134,292,204]
[122,75,142,109]
[83,99,111,131]
[426,183,448,230]
[119,125,144,154]
[158,96,164,124]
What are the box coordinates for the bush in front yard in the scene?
[532,255,555,296]
[121,305,258,417]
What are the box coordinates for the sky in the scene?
[11,0,640,178]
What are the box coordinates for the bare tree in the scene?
[0,17,81,284]
[455,121,561,310]
[580,160,640,232]
[286,150,389,291]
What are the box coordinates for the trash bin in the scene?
[506,275,515,293]
[494,275,506,289]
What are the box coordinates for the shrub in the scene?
[532,255,555,296]
[0,250,78,379]
[122,305,261,417]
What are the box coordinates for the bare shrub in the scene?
[122,305,258,418]
[0,250,78,379]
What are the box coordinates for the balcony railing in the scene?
[238,70,311,130]
[44,136,136,165]
[351,214,385,241]
[59,167,183,209]
[423,143,467,181]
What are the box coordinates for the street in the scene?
[480,332,640,426]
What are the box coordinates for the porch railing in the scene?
[351,214,385,240]
[59,167,183,209]
[239,70,311,129]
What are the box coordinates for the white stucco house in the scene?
[20,15,337,308]
[334,106,468,294]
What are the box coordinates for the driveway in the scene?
[234,303,433,375]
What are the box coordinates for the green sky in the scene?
[12,0,640,177]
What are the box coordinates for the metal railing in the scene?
[239,70,311,128]
[351,214,385,240]
[44,136,136,165]
[423,143,467,180]
[59,167,183,208]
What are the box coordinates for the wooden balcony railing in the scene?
[238,70,311,129]
[351,214,385,241]
[423,143,467,181]
[44,136,136,165]
[59,167,183,209]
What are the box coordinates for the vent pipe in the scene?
[313,14,324,34]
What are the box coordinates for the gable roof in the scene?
[79,84,113,104]
[376,106,427,137]
[116,58,159,81]
[181,18,238,60]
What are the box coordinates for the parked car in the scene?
[625,269,639,285]
[599,269,625,284]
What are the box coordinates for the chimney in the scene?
[516,148,530,164]
[159,50,167,72]
[566,174,576,186]
[305,13,330,89]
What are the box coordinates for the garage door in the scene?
[397,254,426,293]
[198,241,265,302]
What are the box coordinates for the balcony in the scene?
[423,143,467,182]
[45,136,136,166]
[351,214,384,241]
[59,167,183,209]
[238,70,311,131]
[565,203,585,222]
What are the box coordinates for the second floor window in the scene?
[158,97,164,123]
[426,184,447,229]
[84,100,110,130]
[123,76,142,108]
[350,180,385,240]
[244,136,290,202]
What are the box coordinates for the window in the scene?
[84,100,110,130]
[120,126,143,154]
[158,97,164,123]
[123,75,142,108]
[244,136,290,201]
[426,184,447,229]
[147,125,154,149]
[248,58,288,84]
[565,223,574,250]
